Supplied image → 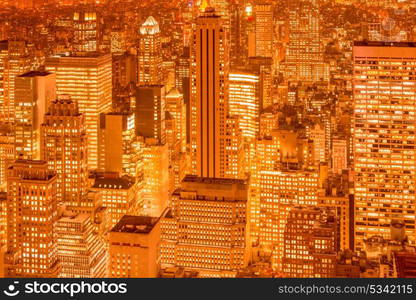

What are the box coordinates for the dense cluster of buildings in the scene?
[0,0,415,278]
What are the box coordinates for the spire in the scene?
[139,16,160,35]
[166,87,183,98]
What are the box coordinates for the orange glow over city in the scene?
[0,0,415,279]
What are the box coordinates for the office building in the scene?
[135,85,166,144]
[138,16,162,86]
[282,206,338,277]
[254,3,273,58]
[14,71,56,160]
[353,41,416,250]
[190,7,229,178]
[41,98,89,206]
[56,212,107,278]
[5,160,59,277]
[99,111,140,177]
[160,176,250,277]
[109,215,161,278]
[45,53,112,170]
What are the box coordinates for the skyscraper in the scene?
[141,138,169,218]
[5,160,59,277]
[14,71,56,160]
[0,41,32,123]
[332,136,348,174]
[284,0,328,83]
[99,111,139,177]
[45,53,112,170]
[254,3,273,58]
[41,98,89,207]
[229,71,259,140]
[353,41,416,250]
[0,123,14,191]
[0,41,9,120]
[165,88,186,153]
[190,6,230,178]
[259,169,319,270]
[175,47,190,95]
[135,85,166,145]
[248,56,273,110]
[0,192,7,250]
[73,11,100,52]
[138,16,162,86]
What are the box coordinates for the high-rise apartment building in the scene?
[5,160,59,277]
[41,98,89,206]
[258,106,279,138]
[190,7,230,178]
[138,16,162,86]
[14,71,56,160]
[109,215,161,278]
[353,41,416,250]
[160,175,250,277]
[45,53,112,170]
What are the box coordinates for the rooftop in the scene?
[354,40,416,48]
[58,213,89,224]
[93,176,135,189]
[18,70,52,78]
[166,88,182,98]
[48,52,110,59]
[111,215,159,234]
[182,175,246,187]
